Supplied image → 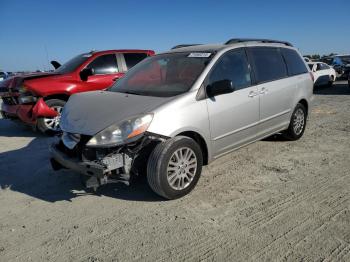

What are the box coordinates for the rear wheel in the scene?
[283,103,307,141]
[37,99,66,135]
[147,136,203,199]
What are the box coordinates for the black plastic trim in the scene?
[225,38,293,47]
[171,44,202,50]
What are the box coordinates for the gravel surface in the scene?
[0,81,349,261]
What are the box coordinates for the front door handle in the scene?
[248,91,259,97]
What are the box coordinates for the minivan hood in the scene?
[60,91,173,136]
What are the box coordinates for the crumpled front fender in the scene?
[32,98,58,118]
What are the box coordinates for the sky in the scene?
[0,0,349,72]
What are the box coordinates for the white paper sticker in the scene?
[188,53,211,58]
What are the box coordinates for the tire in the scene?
[147,136,203,200]
[37,99,66,135]
[283,103,307,141]
[328,75,334,87]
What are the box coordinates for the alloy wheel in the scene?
[167,147,198,190]
[43,106,63,131]
[293,108,305,135]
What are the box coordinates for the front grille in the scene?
[1,96,18,105]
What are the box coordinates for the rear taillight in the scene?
[309,72,314,82]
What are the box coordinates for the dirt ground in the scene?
[0,81,349,262]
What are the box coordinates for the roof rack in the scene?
[225,38,293,47]
[171,44,202,50]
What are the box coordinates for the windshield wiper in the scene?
[121,90,142,96]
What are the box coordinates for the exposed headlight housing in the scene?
[18,85,29,94]
[18,85,37,104]
[86,114,153,147]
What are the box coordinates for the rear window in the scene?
[124,53,148,69]
[249,47,288,83]
[281,48,308,76]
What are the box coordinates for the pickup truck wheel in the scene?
[283,103,307,141]
[37,99,66,135]
[147,136,203,200]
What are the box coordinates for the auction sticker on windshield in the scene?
[188,53,211,58]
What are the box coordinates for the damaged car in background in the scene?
[0,49,154,134]
[50,39,313,199]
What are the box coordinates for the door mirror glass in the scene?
[80,68,94,81]
[207,79,235,97]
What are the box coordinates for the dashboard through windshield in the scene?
[109,52,213,97]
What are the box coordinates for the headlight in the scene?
[86,114,153,147]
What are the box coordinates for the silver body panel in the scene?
[60,91,172,135]
[61,42,313,163]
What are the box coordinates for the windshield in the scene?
[54,53,91,74]
[109,52,212,97]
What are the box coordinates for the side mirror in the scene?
[50,60,61,69]
[207,79,235,97]
[80,68,94,81]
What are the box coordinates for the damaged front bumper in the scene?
[50,142,133,189]
[1,96,58,125]
[50,132,165,190]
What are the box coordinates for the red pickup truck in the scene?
[0,49,155,134]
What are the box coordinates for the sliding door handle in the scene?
[248,91,259,97]
[260,87,268,94]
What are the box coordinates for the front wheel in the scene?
[37,99,66,135]
[283,103,307,141]
[147,136,203,200]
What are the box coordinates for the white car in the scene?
[0,71,8,81]
[308,62,336,86]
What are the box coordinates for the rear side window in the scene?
[208,49,251,90]
[124,53,148,69]
[87,54,119,74]
[249,47,287,83]
[281,48,308,76]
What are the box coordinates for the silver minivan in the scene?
[50,39,313,199]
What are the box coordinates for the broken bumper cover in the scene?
[50,142,132,174]
[0,97,58,124]
[50,144,107,178]
[50,142,134,189]
[1,103,34,122]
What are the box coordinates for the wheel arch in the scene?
[298,98,309,116]
[177,131,209,165]
[43,93,70,102]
